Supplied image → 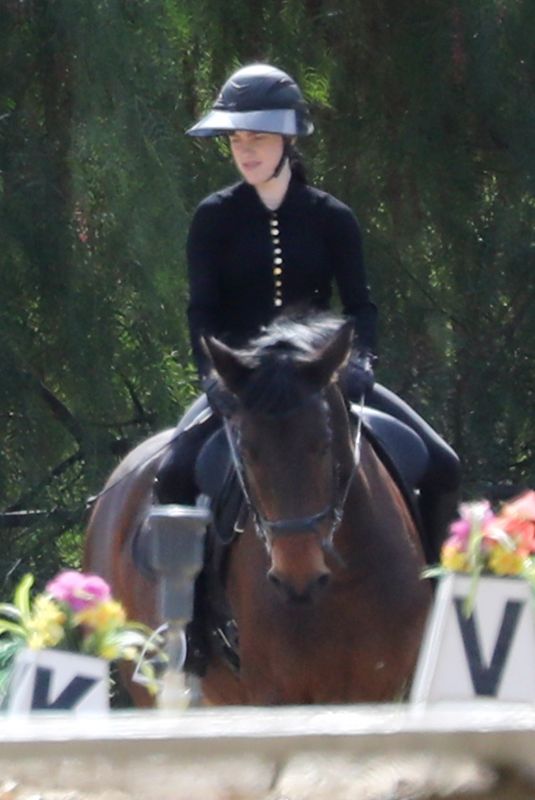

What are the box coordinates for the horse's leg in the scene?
[116,661,155,708]
[201,660,249,705]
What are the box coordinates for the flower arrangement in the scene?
[0,570,164,698]
[425,489,535,614]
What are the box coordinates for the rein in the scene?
[222,390,364,548]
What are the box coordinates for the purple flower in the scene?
[46,570,111,612]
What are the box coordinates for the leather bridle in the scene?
[222,389,364,549]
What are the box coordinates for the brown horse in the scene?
[84,314,432,705]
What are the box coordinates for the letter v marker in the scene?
[453,597,523,696]
[31,667,98,710]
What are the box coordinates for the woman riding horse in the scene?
[138,63,460,571]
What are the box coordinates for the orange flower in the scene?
[500,519,534,553]
[501,490,535,521]
[497,490,535,554]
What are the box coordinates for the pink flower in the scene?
[447,518,471,544]
[447,500,495,547]
[46,570,111,612]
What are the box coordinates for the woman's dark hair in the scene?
[289,145,307,184]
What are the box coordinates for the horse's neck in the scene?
[327,385,356,473]
[340,437,422,567]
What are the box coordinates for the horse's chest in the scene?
[236,590,424,704]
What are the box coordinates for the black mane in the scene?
[247,311,346,359]
[224,312,347,415]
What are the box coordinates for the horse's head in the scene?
[203,315,356,604]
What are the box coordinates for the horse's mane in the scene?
[248,311,345,358]
[225,311,347,416]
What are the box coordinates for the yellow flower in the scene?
[25,596,66,649]
[98,641,121,660]
[27,631,48,650]
[121,646,138,662]
[441,544,471,573]
[75,600,126,631]
[488,545,525,576]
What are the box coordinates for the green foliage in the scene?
[0,0,534,585]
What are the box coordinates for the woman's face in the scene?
[229,131,284,186]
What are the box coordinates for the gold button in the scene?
[274,257,283,265]
[273,237,280,244]
[273,267,282,275]
[275,280,282,287]
[274,298,283,307]
[274,247,282,255]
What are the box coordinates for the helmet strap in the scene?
[269,137,293,181]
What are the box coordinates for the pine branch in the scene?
[36,381,85,446]
[5,451,83,514]
[119,372,156,425]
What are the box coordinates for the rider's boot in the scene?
[418,488,459,565]
[130,413,218,673]
[130,430,214,677]
[131,428,204,580]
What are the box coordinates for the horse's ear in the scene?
[202,336,253,394]
[300,320,354,388]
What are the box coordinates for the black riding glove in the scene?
[339,351,376,401]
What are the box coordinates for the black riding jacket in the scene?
[187,175,378,377]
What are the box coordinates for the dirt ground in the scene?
[2,754,535,800]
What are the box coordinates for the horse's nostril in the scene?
[268,569,331,603]
[268,570,283,590]
[316,572,330,589]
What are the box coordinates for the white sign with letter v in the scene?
[411,572,535,703]
[6,648,109,713]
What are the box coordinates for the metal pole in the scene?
[143,501,211,709]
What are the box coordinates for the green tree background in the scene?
[1,0,534,588]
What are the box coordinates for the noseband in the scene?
[222,391,363,549]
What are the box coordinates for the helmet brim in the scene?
[186,109,313,137]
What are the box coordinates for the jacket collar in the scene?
[240,174,305,216]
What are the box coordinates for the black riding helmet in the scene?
[186,63,314,138]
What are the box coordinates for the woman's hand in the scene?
[339,352,376,400]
